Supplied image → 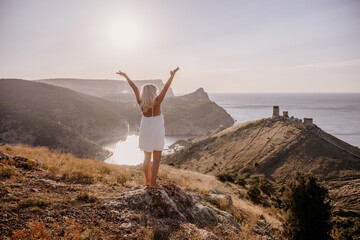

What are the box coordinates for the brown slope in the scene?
[0,79,129,159]
[163,117,360,216]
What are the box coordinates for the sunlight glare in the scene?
[107,17,142,51]
[104,135,143,165]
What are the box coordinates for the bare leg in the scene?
[143,151,152,186]
[149,150,162,189]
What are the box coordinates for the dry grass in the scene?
[0,165,17,178]
[10,218,85,240]
[1,144,285,239]
[18,198,51,209]
[0,144,134,185]
[159,165,283,231]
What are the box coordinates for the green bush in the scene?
[282,171,332,240]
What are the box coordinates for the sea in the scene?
[104,93,360,166]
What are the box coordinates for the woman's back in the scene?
[141,100,162,117]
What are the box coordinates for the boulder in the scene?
[207,193,233,210]
[105,183,241,238]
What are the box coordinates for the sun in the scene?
[107,17,142,51]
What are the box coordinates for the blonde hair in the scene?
[140,84,158,112]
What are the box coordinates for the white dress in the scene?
[138,106,165,152]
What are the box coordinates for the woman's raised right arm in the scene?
[156,67,180,104]
[116,71,141,104]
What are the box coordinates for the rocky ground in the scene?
[0,146,284,240]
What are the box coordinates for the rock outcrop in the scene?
[105,183,241,239]
[179,88,210,101]
[162,88,234,136]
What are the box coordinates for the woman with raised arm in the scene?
[116,67,180,189]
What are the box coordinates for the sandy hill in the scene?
[36,78,175,101]
[164,116,360,225]
[0,144,285,239]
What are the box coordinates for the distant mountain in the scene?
[0,79,128,159]
[35,78,235,135]
[36,78,175,101]
[164,116,360,224]
[0,79,235,158]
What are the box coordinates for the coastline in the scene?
[104,149,114,161]
[102,134,196,165]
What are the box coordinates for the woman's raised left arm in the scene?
[116,70,141,104]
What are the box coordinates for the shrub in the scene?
[282,171,332,240]
[239,166,251,174]
[247,185,261,204]
[152,227,171,240]
[116,173,129,185]
[70,171,95,184]
[215,173,235,183]
[18,198,51,209]
[26,159,37,169]
[99,165,112,175]
[76,192,97,202]
[11,218,84,240]
[0,165,17,179]
[11,219,50,239]
[235,176,246,187]
[258,177,271,196]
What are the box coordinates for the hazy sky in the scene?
[1,0,359,93]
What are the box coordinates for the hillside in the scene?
[108,87,235,136]
[0,79,128,159]
[36,78,175,101]
[161,88,234,135]
[0,144,285,239]
[37,79,235,135]
[164,115,360,236]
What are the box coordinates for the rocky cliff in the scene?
[161,88,234,135]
